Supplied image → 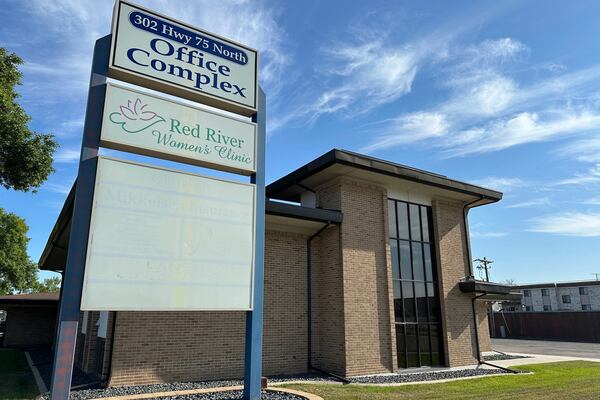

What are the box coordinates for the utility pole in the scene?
[474,257,494,282]
[592,273,600,281]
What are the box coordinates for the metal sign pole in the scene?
[49,35,110,399]
[243,87,266,400]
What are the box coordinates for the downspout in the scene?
[462,196,484,361]
[464,197,518,374]
[307,222,350,384]
[104,311,118,387]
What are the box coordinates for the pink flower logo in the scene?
[109,98,165,133]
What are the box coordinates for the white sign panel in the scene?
[109,0,258,116]
[100,84,256,174]
[80,157,255,311]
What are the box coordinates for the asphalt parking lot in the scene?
[492,338,600,359]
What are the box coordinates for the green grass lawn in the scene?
[0,349,40,400]
[284,361,600,400]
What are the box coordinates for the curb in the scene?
[24,350,48,396]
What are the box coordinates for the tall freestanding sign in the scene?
[50,1,265,399]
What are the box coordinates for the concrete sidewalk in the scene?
[484,353,600,369]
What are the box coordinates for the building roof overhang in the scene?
[266,149,503,206]
[38,184,342,272]
[459,279,523,302]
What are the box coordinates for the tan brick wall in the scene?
[431,199,478,367]
[314,178,396,376]
[310,182,346,375]
[478,303,492,353]
[2,305,57,347]
[336,179,395,376]
[107,230,309,386]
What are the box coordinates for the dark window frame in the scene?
[389,198,444,368]
[562,295,571,304]
[579,287,588,295]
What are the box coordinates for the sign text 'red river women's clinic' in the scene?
[100,83,257,174]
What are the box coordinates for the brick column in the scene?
[431,199,478,367]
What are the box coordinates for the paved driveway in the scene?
[492,338,600,359]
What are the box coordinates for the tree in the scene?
[0,47,58,191]
[33,276,61,293]
[0,207,39,294]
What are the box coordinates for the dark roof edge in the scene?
[266,199,342,224]
[266,149,503,203]
[38,182,76,268]
[0,299,59,306]
[459,280,520,296]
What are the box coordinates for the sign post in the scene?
[50,35,110,399]
[244,87,266,400]
[50,2,265,399]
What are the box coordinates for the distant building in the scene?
[502,280,600,312]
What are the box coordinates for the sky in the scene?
[1,0,600,284]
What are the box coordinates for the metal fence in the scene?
[489,311,600,343]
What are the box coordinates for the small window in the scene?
[523,289,531,297]
[506,306,516,312]
[543,305,552,311]
[562,295,571,304]
[525,306,532,312]
[582,304,592,311]
[541,289,550,296]
[579,287,588,295]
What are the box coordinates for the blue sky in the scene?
[1,0,600,284]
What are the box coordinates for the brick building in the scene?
[40,149,516,386]
[0,292,59,348]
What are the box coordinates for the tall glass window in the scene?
[388,199,444,368]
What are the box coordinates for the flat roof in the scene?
[0,292,59,305]
[515,280,600,289]
[266,149,503,205]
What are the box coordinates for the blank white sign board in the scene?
[80,157,255,311]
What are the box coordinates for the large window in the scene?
[388,199,444,368]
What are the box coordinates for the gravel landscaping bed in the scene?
[155,390,305,399]
[349,367,513,384]
[484,353,531,362]
[38,373,336,400]
[38,367,517,399]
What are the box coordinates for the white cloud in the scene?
[583,197,600,205]
[506,197,551,208]
[470,231,509,238]
[54,149,80,164]
[44,182,73,195]
[363,34,600,156]
[362,112,448,151]
[562,138,600,163]
[553,164,600,186]
[470,176,527,192]
[530,212,600,237]
[445,109,600,156]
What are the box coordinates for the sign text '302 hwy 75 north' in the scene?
[109,0,258,116]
